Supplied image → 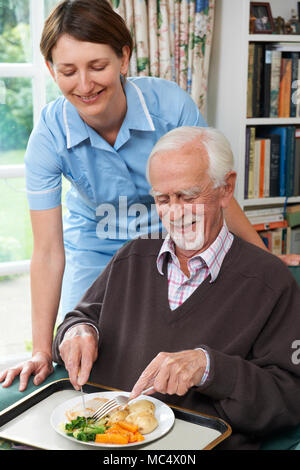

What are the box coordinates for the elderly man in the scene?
[53,126,300,450]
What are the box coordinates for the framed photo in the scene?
[250,2,275,34]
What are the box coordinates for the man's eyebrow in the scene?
[149,187,202,197]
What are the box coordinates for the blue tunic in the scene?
[25,77,207,316]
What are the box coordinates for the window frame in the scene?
[0,0,47,275]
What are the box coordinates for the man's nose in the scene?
[168,203,184,221]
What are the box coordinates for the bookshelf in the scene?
[207,0,300,255]
[207,0,300,208]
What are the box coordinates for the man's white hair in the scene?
[146,126,234,188]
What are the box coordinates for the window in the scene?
[0,0,61,361]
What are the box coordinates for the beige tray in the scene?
[0,379,231,450]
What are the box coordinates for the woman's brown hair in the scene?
[40,0,133,62]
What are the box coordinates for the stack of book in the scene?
[245,126,300,198]
[247,42,300,118]
[245,205,300,255]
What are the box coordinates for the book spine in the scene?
[279,58,292,118]
[285,126,295,197]
[253,139,261,199]
[263,45,272,117]
[253,220,288,231]
[247,43,254,118]
[259,139,265,198]
[297,59,300,117]
[279,128,287,197]
[270,51,282,117]
[264,138,271,197]
[245,127,250,198]
[290,52,299,117]
[252,45,259,118]
[294,129,300,196]
[269,134,281,197]
[272,229,283,255]
[248,127,256,198]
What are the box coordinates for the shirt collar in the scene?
[156,222,234,282]
[62,79,155,150]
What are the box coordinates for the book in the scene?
[282,226,291,254]
[286,203,300,213]
[248,214,284,224]
[263,138,271,197]
[259,139,265,198]
[285,126,296,197]
[264,127,287,197]
[269,134,281,197]
[279,57,292,117]
[272,229,283,255]
[245,127,250,198]
[247,127,256,198]
[245,206,284,217]
[260,230,272,249]
[290,52,299,117]
[247,43,255,118]
[294,129,300,196]
[290,226,300,253]
[270,50,282,117]
[253,219,288,232]
[263,45,272,117]
[253,139,261,199]
[252,44,264,118]
[297,59,300,117]
[285,204,300,227]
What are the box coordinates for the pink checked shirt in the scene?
[156,222,234,384]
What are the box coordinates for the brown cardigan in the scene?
[53,235,300,450]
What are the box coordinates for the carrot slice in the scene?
[95,433,129,445]
[117,421,139,433]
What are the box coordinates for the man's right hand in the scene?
[0,351,54,391]
[59,324,98,390]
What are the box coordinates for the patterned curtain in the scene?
[110,0,215,117]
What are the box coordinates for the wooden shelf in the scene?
[243,196,300,207]
[248,34,300,42]
[246,118,300,125]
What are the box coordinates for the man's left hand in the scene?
[130,349,207,399]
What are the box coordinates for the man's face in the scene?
[149,142,229,256]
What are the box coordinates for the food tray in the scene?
[0,379,231,450]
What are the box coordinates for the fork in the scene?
[90,386,154,422]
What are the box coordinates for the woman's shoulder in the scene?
[126,76,199,124]
[127,76,185,98]
[40,96,66,125]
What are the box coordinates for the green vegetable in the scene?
[63,416,107,442]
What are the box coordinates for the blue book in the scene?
[264,127,287,197]
[285,126,296,197]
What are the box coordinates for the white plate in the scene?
[50,391,175,448]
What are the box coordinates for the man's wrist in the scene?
[195,348,210,386]
[63,323,99,342]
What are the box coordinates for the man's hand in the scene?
[59,324,98,390]
[0,352,54,391]
[130,349,207,399]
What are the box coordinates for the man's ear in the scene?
[45,60,56,80]
[220,171,236,209]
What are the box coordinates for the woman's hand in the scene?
[278,254,300,266]
[59,324,98,390]
[0,352,54,391]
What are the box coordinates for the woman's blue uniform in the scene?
[25,77,207,317]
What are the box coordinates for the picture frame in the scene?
[250,2,275,34]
